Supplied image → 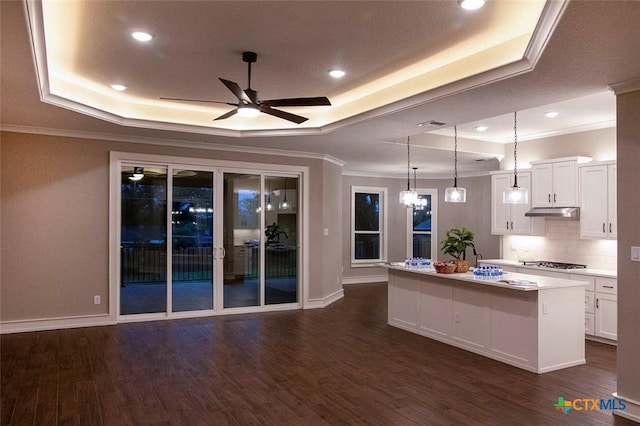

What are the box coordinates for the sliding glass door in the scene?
[120,166,168,315]
[264,176,298,305]
[171,169,214,312]
[118,162,300,318]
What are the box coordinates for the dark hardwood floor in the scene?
[1,283,635,425]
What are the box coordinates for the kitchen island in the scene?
[386,265,587,373]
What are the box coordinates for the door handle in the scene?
[603,223,606,233]
[603,285,614,289]
[506,221,509,230]
[596,298,599,309]
[548,194,551,203]
[609,223,612,233]
[553,193,557,203]
[220,247,226,259]
[213,247,217,260]
[510,221,513,230]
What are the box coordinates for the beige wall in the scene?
[0,131,342,321]
[615,89,640,406]
[501,127,616,171]
[341,174,500,281]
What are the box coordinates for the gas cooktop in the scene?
[521,261,587,270]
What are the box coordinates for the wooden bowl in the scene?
[434,262,457,274]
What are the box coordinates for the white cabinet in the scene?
[595,277,617,341]
[579,162,617,239]
[531,158,590,208]
[491,171,543,235]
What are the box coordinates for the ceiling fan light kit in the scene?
[161,51,331,124]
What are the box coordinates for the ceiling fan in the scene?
[161,51,331,124]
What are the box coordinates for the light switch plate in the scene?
[632,246,640,262]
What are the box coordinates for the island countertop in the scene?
[385,263,589,291]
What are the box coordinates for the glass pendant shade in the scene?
[445,186,467,203]
[503,186,529,204]
[399,190,419,206]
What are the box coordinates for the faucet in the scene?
[473,247,483,267]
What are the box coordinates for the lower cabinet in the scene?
[481,261,617,342]
[594,277,617,340]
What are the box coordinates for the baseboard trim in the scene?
[613,392,640,422]
[342,275,388,285]
[0,314,116,334]
[305,289,344,309]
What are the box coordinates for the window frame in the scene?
[406,189,438,259]
[351,186,388,266]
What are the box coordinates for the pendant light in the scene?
[444,126,467,203]
[412,167,428,210]
[399,136,419,207]
[503,111,529,204]
[279,177,290,210]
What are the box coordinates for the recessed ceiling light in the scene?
[111,84,127,91]
[131,31,153,42]
[328,69,346,79]
[545,111,559,118]
[475,125,488,132]
[458,0,486,10]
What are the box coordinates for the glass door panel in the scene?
[264,176,298,304]
[223,173,261,308]
[171,170,214,312]
[120,166,167,315]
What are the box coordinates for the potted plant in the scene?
[440,227,475,272]
[265,222,288,247]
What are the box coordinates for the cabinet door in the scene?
[531,163,553,207]
[491,174,511,234]
[580,165,608,238]
[552,161,578,207]
[595,293,617,341]
[510,172,533,234]
[607,165,617,238]
[585,313,595,336]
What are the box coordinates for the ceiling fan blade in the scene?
[213,109,238,121]
[260,97,331,107]
[260,106,308,124]
[160,97,236,106]
[219,78,252,104]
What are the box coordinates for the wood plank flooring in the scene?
[1,283,636,425]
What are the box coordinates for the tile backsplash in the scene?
[501,218,617,271]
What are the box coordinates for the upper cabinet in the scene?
[491,171,544,235]
[531,157,592,208]
[579,161,617,239]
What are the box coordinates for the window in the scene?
[407,189,438,259]
[351,186,387,264]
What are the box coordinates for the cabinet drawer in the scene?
[585,313,595,336]
[569,274,595,292]
[596,277,617,295]
[585,290,595,314]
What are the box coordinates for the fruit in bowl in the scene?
[434,261,457,274]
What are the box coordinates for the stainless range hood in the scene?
[524,207,580,218]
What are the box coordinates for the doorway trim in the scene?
[109,151,309,323]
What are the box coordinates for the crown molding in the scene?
[609,77,640,95]
[0,124,346,167]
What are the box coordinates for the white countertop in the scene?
[479,259,617,279]
[385,264,589,292]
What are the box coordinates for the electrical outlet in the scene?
[94,295,101,305]
[454,312,461,323]
[632,246,640,262]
